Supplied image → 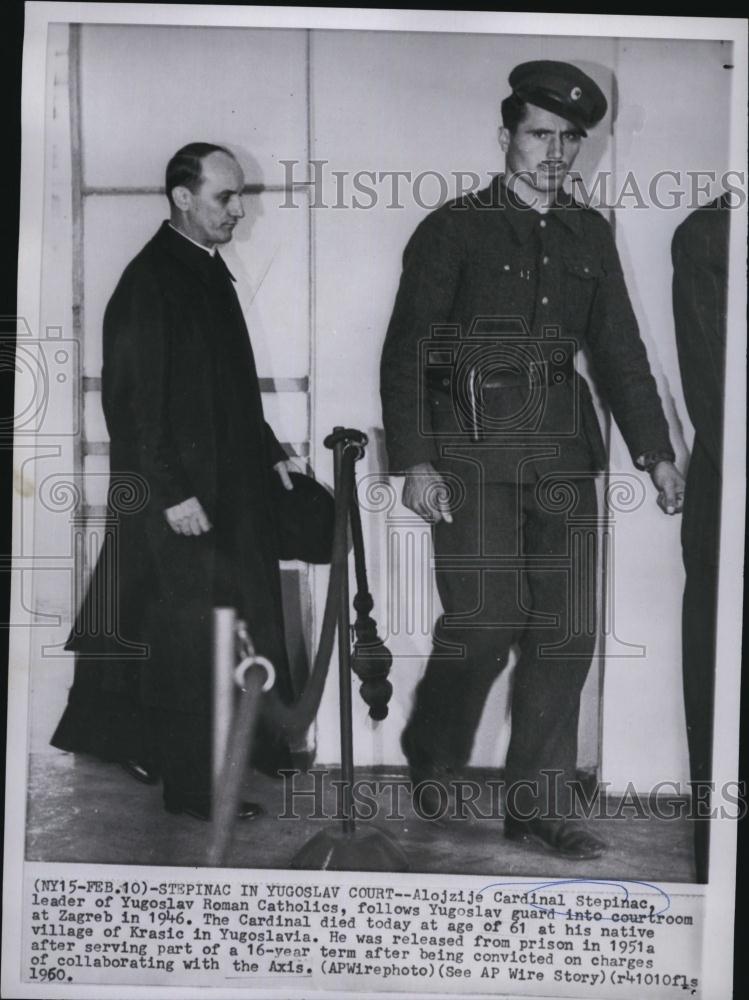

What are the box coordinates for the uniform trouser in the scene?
[402,473,598,820]
[682,556,717,883]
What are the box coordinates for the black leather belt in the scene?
[427,358,573,396]
[480,358,574,389]
[467,359,574,442]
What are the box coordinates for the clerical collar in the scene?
[168,223,217,257]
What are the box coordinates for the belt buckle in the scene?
[468,364,534,442]
[468,359,556,442]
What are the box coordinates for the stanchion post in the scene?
[212,607,236,797]
[290,426,408,871]
[333,429,356,835]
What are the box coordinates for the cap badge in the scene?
[570,86,582,101]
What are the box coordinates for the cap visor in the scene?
[518,93,588,136]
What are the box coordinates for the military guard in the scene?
[380,61,685,859]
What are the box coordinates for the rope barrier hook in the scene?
[234,654,276,693]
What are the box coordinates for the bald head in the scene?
[167,144,245,249]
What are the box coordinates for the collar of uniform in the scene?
[482,175,582,242]
[156,221,237,283]
[550,187,582,235]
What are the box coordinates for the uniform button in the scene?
[542,256,549,265]
[541,296,549,305]
[503,264,510,271]
[539,219,547,228]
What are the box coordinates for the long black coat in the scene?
[670,197,729,881]
[54,223,292,767]
[671,197,729,567]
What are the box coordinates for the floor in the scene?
[26,751,696,882]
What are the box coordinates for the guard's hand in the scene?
[164,496,212,535]
[651,461,685,515]
[274,458,303,491]
[402,462,453,524]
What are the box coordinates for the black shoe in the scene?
[410,765,457,821]
[505,817,606,860]
[402,728,458,821]
[120,759,160,785]
[164,796,265,821]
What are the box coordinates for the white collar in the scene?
[168,222,217,257]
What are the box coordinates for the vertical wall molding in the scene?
[592,45,621,785]
[68,23,87,601]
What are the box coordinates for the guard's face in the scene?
[182,151,245,247]
[499,104,583,194]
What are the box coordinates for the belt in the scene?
[480,358,574,389]
[427,358,574,395]
[467,359,574,442]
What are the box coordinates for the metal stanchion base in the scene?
[290,826,409,872]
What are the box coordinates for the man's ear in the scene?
[498,126,511,153]
[171,185,192,212]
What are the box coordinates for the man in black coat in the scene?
[671,196,730,882]
[52,143,298,819]
[380,61,686,859]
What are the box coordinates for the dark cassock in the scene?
[671,195,730,882]
[52,221,294,803]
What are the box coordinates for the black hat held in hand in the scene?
[272,472,335,564]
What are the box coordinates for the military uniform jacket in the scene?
[380,175,674,483]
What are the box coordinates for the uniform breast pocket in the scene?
[464,253,535,319]
[562,251,601,329]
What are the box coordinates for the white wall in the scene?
[599,37,732,790]
[25,23,78,753]
[28,25,732,789]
